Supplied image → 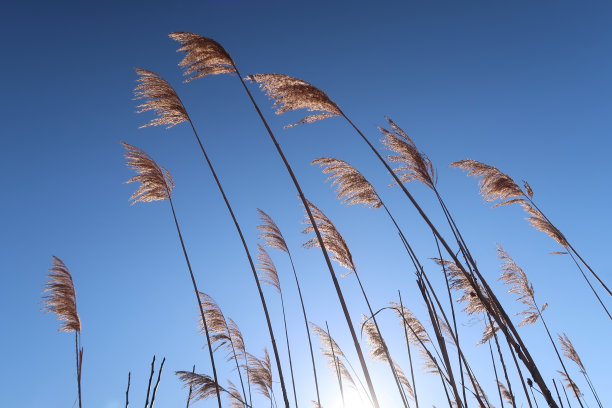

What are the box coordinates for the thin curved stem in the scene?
[168,198,222,408]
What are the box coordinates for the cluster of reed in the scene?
[41,32,608,408]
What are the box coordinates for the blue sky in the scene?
[1,1,611,407]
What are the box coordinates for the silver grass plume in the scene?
[42,256,81,333]
[558,334,585,374]
[245,73,341,128]
[558,370,583,399]
[122,142,174,204]
[478,320,500,345]
[169,32,236,81]
[498,381,514,406]
[389,302,430,345]
[197,292,232,354]
[302,200,355,274]
[361,315,415,400]
[312,157,382,208]
[432,258,487,315]
[176,371,230,405]
[246,350,273,400]
[450,159,523,207]
[520,201,568,247]
[497,245,547,326]
[256,244,281,293]
[310,322,356,389]
[226,380,246,408]
[134,68,189,129]
[227,317,246,360]
[256,208,289,253]
[380,117,437,189]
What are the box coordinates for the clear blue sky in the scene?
[1,1,610,407]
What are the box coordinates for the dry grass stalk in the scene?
[497,245,546,326]
[379,117,436,189]
[302,200,355,273]
[134,68,189,128]
[312,157,382,208]
[122,142,174,204]
[245,73,341,128]
[169,32,236,81]
[42,256,81,333]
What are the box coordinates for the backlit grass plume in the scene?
[246,350,273,401]
[169,32,236,81]
[42,256,83,408]
[379,117,437,190]
[122,142,174,204]
[450,160,524,208]
[245,74,341,128]
[256,209,289,253]
[176,371,247,406]
[558,333,602,407]
[311,157,382,208]
[42,256,81,333]
[302,200,355,273]
[134,68,189,129]
[497,245,545,326]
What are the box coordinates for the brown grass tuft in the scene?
[246,73,341,128]
[312,157,382,208]
[169,32,236,81]
[42,256,81,333]
[134,68,189,129]
[122,142,174,204]
[256,209,289,253]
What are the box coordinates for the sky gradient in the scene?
[1,1,611,407]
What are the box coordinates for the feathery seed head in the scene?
[134,68,189,129]
[451,159,524,207]
[558,333,585,373]
[256,244,281,293]
[380,117,437,189]
[42,256,81,333]
[176,371,227,404]
[301,200,355,273]
[312,157,382,209]
[122,142,174,204]
[520,201,568,247]
[246,73,341,128]
[558,371,583,399]
[169,32,236,82]
[310,322,356,389]
[256,208,289,253]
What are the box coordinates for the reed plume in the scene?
[171,32,379,407]
[176,371,247,406]
[256,244,299,407]
[311,157,382,208]
[245,74,341,127]
[558,334,602,408]
[497,245,546,326]
[122,142,222,407]
[42,256,83,408]
[558,371,583,401]
[134,68,189,128]
[198,292,248,404]
[134,67,291,406]
[257,209,321,406]
[168,32,236,80]
[246,350,274,402]
[379,117,437,190]
[499,381,514,406]
[310,322,357,397]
